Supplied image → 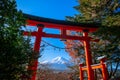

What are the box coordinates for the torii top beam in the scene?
[23,13,100,32]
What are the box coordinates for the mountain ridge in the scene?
[39,56,73,70]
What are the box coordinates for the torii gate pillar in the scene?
[83,30,94,80]
[30,24,44,80]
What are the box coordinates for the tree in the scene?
[65,0,120,79]
[0,0,37,80]
[37,64,71,80]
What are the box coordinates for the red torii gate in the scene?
[23,13,108,80]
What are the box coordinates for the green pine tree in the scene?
[0,0,40,80]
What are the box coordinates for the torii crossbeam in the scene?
[23,13,107,80]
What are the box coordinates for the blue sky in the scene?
[16,0,78,61]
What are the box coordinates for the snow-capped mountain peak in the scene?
[41,60,49,64]
[51,56,69,64]
[39,56,73,70]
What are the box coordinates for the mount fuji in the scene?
[39,56,73,70]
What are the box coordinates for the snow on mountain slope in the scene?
[40,56,73,70]
[51,56,70,64]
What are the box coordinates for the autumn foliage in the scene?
[36,64,78,80]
